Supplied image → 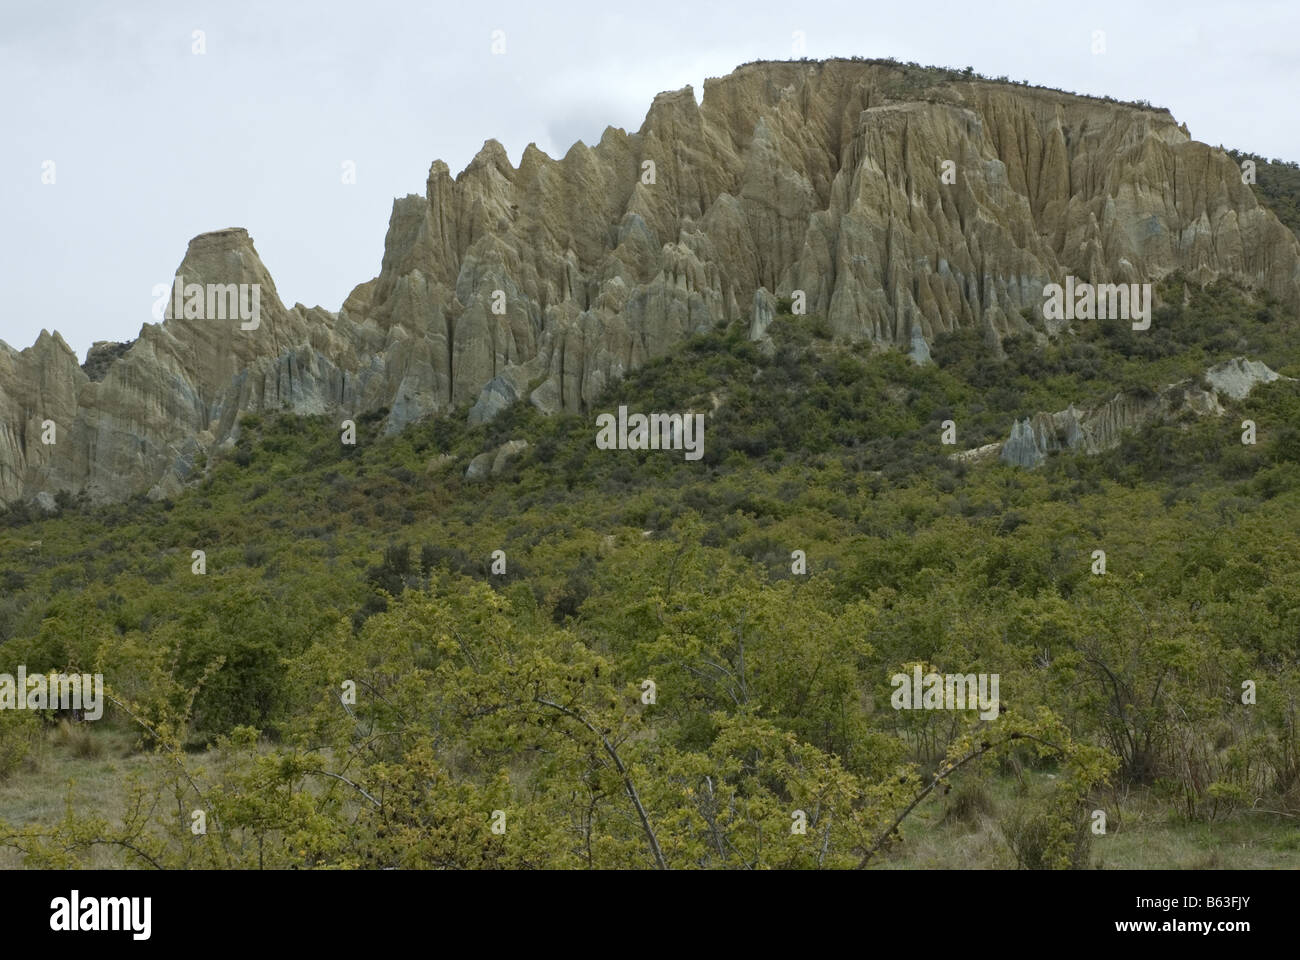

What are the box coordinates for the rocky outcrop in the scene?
[0,229,368,505]
[749,287,777,341]
[1204,356,1284,400]
[5,58,1300,505]
[465,439,529,481]
[908,323,932,365]
[973,357,1290,468]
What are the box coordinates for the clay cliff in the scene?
[4,58,1299,505]
[947,357,1291,469]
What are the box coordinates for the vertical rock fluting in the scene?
[3,59,1299,504]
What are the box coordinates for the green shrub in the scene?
[999,792,1093,869]
[0,711,38,779]
[51,719,104,760]
[943,779,996,826]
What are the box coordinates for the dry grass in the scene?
[3,729,1298,869]
[877,771,1300,869]
[0,720,236,868]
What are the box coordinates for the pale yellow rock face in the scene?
[4,60,1299,505]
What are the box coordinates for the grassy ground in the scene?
[878,771,1300,869]
[0,721,230,868]
[4,723,1296,868]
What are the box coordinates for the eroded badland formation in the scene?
[3,58,1298,506]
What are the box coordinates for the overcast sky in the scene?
[3,0,1297,358]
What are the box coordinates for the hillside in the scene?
[1,268,1299,868]
[4,57,1300,508]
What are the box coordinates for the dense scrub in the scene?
[1,277,1298,868]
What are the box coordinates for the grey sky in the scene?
[3,0,1297,358]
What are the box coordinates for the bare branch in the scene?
[535,697,668,870]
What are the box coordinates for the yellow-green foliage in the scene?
[0,280,1298,867]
